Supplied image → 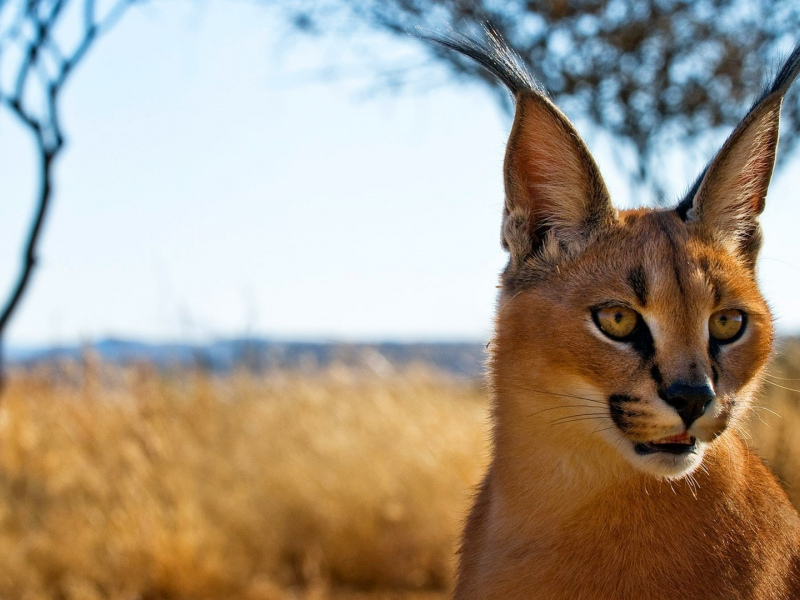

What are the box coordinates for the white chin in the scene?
[619,440,707,480]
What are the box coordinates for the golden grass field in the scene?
[0,341,798,600]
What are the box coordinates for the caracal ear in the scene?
[502,92,616,264]
[419,26,616,266]
[678,43,800,268]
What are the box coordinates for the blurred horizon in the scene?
[1,0,799,348]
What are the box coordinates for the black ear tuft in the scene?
[677,41,800,265]
[764,42,800,99]
[416,25,540,97]
[421,26,616,267]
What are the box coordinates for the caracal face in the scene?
[431,27,800,600]
[455,28,791,482]
[495,207,773,479]
[425,32,796,481]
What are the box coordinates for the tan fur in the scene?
[453,50,800,599]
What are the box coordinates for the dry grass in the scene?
[745,339,800,508]
[0,341,798,600]
[0,360,488,600]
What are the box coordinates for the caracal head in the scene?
[489,56,791,479]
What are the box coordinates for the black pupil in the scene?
[614,312,623,323]
[719,315,729,327]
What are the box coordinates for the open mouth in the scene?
[634,432,697,456]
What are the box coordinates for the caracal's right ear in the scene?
[677,42,800,269]
[421,27,617,268]
[502,92,616,266]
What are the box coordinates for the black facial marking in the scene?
[712,284,722,307]
[667,241,686,295]
[657,221,687,296]
[628,319,656,363]
[609,394,640,432]
[657,387,669,405]
[699,257,723,306]
[711,365,719,385]
[650,364,664,386]
[709,339,721,362]
[627,266,648,307]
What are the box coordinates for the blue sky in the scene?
[0,1,799,347]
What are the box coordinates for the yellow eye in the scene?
[709,309,745,342]
[595,306,639,339]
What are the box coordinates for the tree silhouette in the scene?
[287,0,800,198]
[0,0,137,376]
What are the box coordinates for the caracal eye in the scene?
[709,309,745,342]
[595,306,639,340]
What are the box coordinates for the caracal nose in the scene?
[663,382,716,427]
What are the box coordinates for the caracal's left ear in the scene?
[420,26,617,268]
[678,42,800,267]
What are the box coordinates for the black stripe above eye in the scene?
[627,266,648,307]
[699,257,723,306]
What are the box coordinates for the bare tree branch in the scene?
[0,0,138,380]
[279,0,800,200]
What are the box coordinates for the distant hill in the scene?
[8,338,488,377]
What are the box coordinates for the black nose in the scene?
[663,382,715,427]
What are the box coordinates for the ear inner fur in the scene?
[421,29,618,269]
[503,92,617,267]
[687,96,782,260]
[678,42,800,264]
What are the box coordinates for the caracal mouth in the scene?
[634,432,697,456]
[610,430,708,479]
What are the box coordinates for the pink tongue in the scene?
[654,433,692,445]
